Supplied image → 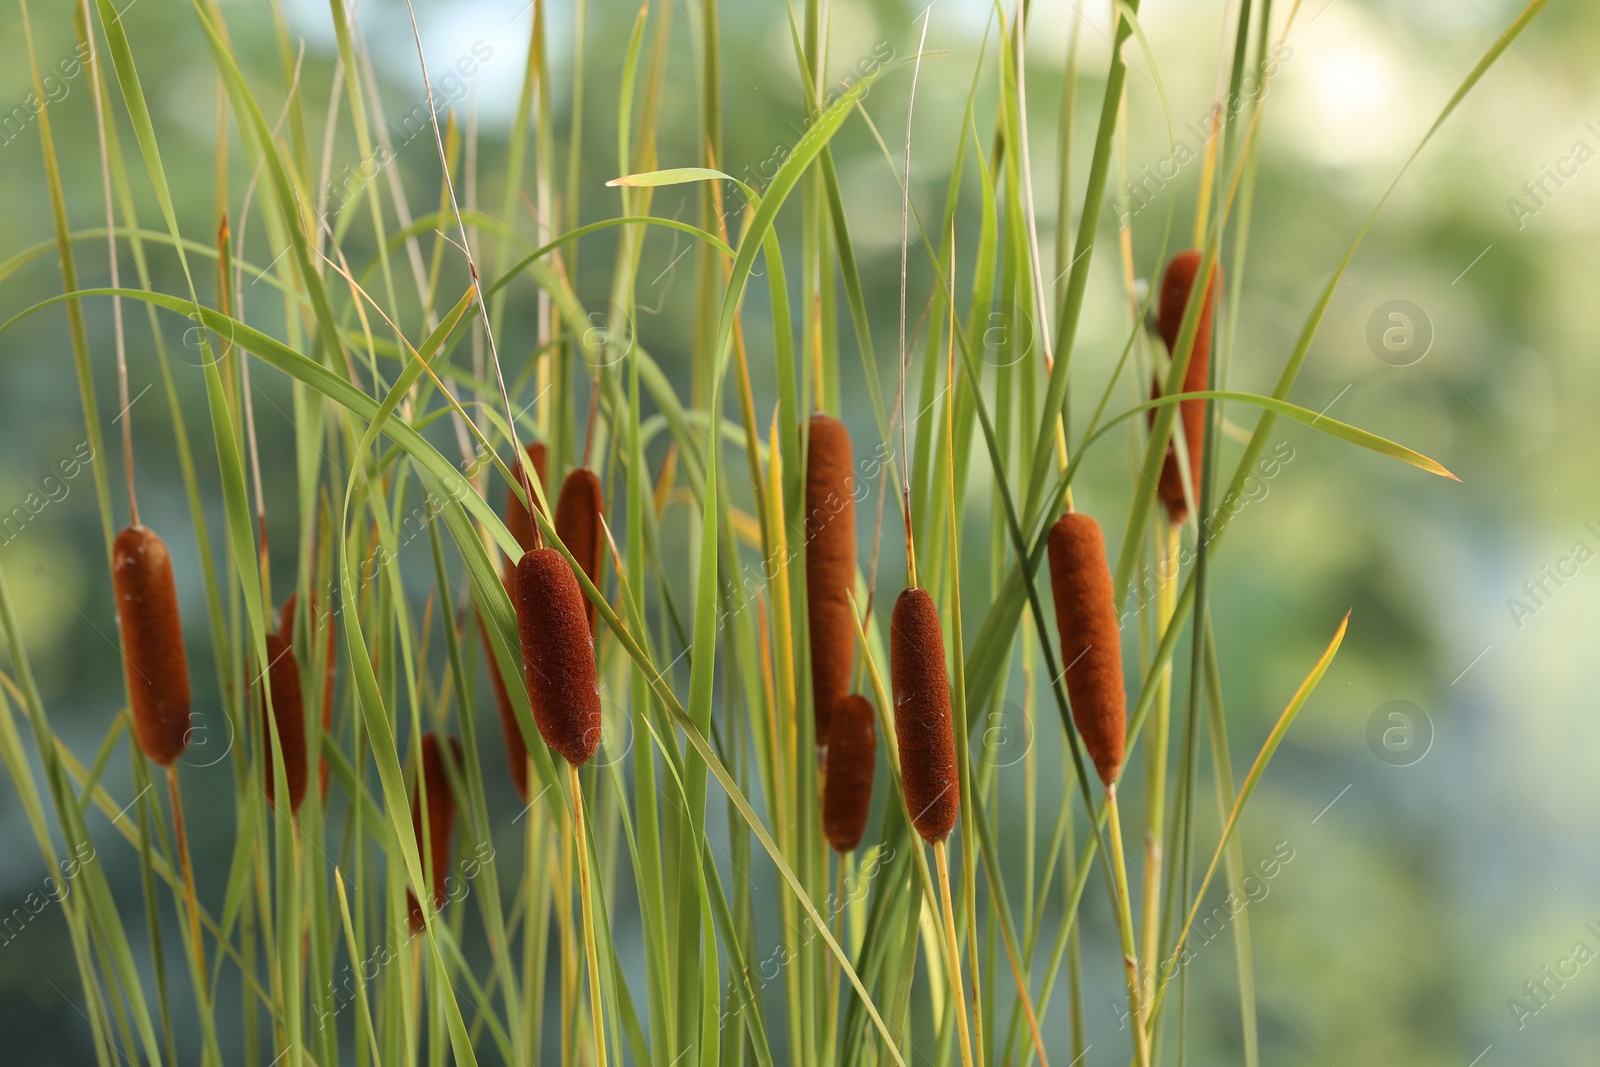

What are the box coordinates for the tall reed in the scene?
[0,0,1528,1063]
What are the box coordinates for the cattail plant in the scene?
[889,584,975,1067]
[112,525,192,767]
[504,441,548,557]
[514,543,607,1066]
[1152,250,1222,525]
[822,694,877,853]
[98,82,210,984]
[406,733,462,933]
[889,589,959,845]
[485,440,548,799]
[258,616,308,813]
[281,592,336,799]
[804,412,858,746]
[1049,507,1149,1064]
[878,49,982,1066]
[113,521,207,982]
[513,548,603,767]
[1046,511,1127,787]
[1140,249,1220,1038]
[554,467,605,636]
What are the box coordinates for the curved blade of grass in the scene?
[1079,389,1457,480]
[1149,611,1347,1025]
[606,166,753,198]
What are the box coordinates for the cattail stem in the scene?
[569,762,607,1067]
[238,341,270,589]
[933,840,975,1067]
[90,42,135,527]
[580,369,600,470]
[942,259,988,1067]
[1105,787,1151,1067]
[166,768,205,986]
[1141,522,1180,1007]
[895,14,931,594]
[890,42,942,602]
[901,490,917,591]
[822,857,846,1067]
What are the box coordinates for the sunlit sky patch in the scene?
[1278,6,1413,167]
[279,0,541,126]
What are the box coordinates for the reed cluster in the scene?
[0,0,1519,1064]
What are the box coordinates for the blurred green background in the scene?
[0,0,1593,1063]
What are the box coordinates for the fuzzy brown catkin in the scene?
[112,525,192,767]
[823,694,877,853]
[486,546,532,797]
[407,733,462,932]
[554,467,605,636]
[889,588,959,844]
[1047,512,1127,787]
[803,413,858,745]
[259,629,308,812]
[514,548,603,767]
[505,442,549,555]
[281,593,337,799]
[1152,250,1222,524]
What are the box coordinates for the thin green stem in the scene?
[1106,787,1150,1067]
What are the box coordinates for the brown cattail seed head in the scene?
[282,593,338,800]
[514,548,603,767]
[1047,512,1127,788]
[889,588,959,844]
[803,413,858,745]
[554,467,605,636]
[505,442,549,554]
[478,611,530,800]
[112,525,192,767]
[407,733,463,932]
[823,694,877,853]
[1152,250,1222,524]
[259,628,308,812]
